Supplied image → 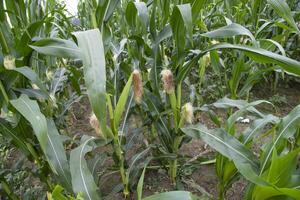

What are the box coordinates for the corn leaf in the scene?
[73,29,109,138]
[260,105,300,174]
[70,136,106,200]
[171,4,193,64]
[13,66,48,96]
[204,43,300,76]
[10,95,71,190]
[29,38,81,59]
[114,74,132,129]
[267,0,300,34]
[242,114,279,144]
[202,23,256,43]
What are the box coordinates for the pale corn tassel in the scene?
[89,113,102,136]
[4,55,16,70]
[132,69,143,104]
[161,69,174,94]
[182,103,194,124]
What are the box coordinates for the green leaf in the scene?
[225,100,272,135]
[170,4,193,64]
[202,23,256,44]
[70,136,104,200]
[16,21,44,56]
[50,185,68,200]
[136,155,152,200]
[137,166,147,200]
[153,25,172,48]
[10,95,71,190]
[238,68,274,97]
[0,119,29,155]
[182,124,259,170]
[182,124,271,187]
[242,114,279,144]
[259,39,286,56]
[252,148,300,199]
[267,0,300,34]
[191,0,206,21]
[95,0,119,27]
[73,29,109,138]
[204,43,300,76]
[13,66,48,96]
[133,2,149,29]
[267,148,300,185]
[30,38,81,59]
[260,105,300,174]
[46,119,72,191]
[183,123,300,197]
[126,1,149,32]
[114,74,132,129]
[143,191,201,200]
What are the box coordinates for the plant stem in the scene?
[113,137,129,197]
[218,183,225,200]
[0,80,9,105]
[91,9,98,29]
[169,91,178,131]
[170,159,177,184]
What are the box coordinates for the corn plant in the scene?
[183,97,300,199]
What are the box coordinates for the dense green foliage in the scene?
[1,0,300,199]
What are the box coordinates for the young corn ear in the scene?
[3,55,16,70]
[89,113,102,136]
[161,69,174,94]
[132,69,143,104]
[182,103,194,124]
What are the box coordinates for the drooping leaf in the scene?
[13,66,48,96]
[29,38,81,59]
[10,95,71,190]
[242,114,279,144]
[202,23,256,44]
[182,124,259,169]
[260,105,300,174]
[204,43,300,76]
[70,136,106,200]
[182,124,270,186]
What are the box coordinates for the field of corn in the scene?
[1,0,300,199]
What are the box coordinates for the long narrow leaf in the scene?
[10,95,71,190]
[70,136,104,200]
[73,29,110,138]
[204,43,300,76]
[30,38,81,59]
